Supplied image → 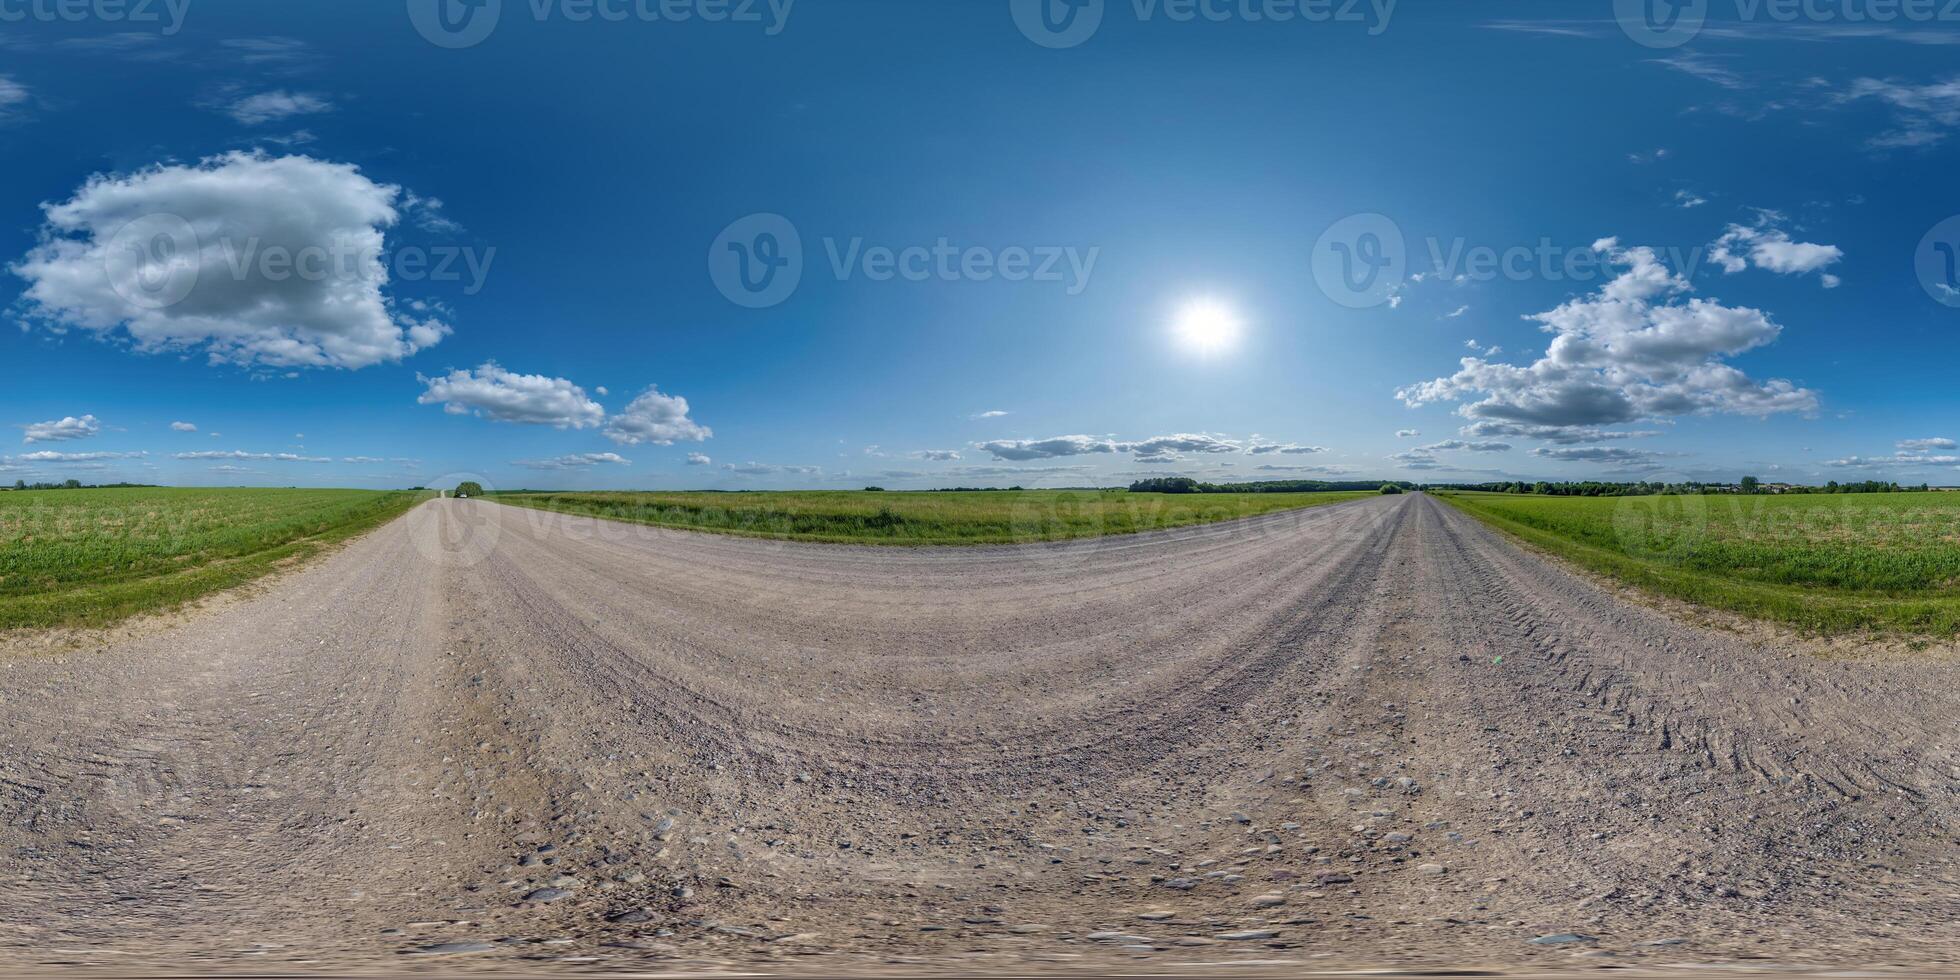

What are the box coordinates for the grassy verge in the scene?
[489,489,1372,546]
[1436,490,1960,635]
[0,487,428,632]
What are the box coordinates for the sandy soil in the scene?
[2,494,1958,976]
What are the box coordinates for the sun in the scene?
[1172,299,1243,356]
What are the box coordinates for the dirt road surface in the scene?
[3,494,1958,975]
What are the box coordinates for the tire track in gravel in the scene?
[2,494,1959,974]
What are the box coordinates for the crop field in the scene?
[489,489,1373,545]
[1440,490,1960,634]
[0,487,427,631]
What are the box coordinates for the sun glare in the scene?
[1172,299,1243,356]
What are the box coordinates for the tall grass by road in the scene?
[0,487,426,631]
[490,489,1372,545]
[1439,490,1960,635]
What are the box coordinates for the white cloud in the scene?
[1826,453,1959,468]
[974,432,1249,463]
[1709,214,1843,286]
[514,452,631,470]
[1843,76,1960,149]
[1254,463,1351,474]
[257,129,318,148]
[13,152,450,370]
[1389,439,1512,470]
[686,452,712,466]
[975,434,1120,461]
[1650,52,1747,90]
[603,386,711,446]
[1397,238,1817,437]
[1460,421,1660,445]
[1421,440,1511,453]
[21,414,100,444]
[221,37,318,69]
[970,410,1009,419]
[1389,454,1444,471]
[14,450,146,463]
[722,462,822,476]
[400,190,463,235]
[0,75,27,121]
[1127,433,1242,461]
[1443,305,1469,319]
[224,90,333,125]
[1674,190,1708,209]
[175,450,329,462]
[170,420,198,432]
[419,363,605,428]
[1245,441,1328,455]
[1531,446,1664,463]
[1395,429,1420,438]
[914,449,963,461]
[1828,438,1960,469]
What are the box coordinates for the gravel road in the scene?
[3,493,1958,975]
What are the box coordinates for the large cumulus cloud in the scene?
[1397,239,1817,438]
[12,152,450,370]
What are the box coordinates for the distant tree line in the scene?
[7,480,158,491]
[1128,477,1415,494]
[1437,478,1935,497]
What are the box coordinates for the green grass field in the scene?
[490,489,1372,546]
[0,487,426,631]
[1439,490,1960,635]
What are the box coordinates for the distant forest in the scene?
[6,480,159,491]
[1433,478,1936,497]
[1127,478,1413,494]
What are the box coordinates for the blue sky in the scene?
[2,0,1958,490]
